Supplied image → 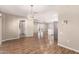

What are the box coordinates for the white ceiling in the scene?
[0,5,79,17]
[0,5,53,17]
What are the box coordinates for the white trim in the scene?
[58,43,79,53]
[2,37,19,42]
[0,16,2,45]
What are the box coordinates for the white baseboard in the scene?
[58,43,79,53]
[2,36,33,42]
[2,37,19,42]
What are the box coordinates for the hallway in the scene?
[0,5,79,54]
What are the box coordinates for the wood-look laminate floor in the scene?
[0,36,78,54]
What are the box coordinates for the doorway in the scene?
[34,21,58,45]
[19,20,26,38]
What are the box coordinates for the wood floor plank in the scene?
[0,36,78,54]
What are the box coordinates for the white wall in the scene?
[2,13,34,41]
[2,13,28,41]
[34,11,58,23]
[58,13,79,52]
[2,14,20,41]
[0,15,2,45]
[24,19,34,37]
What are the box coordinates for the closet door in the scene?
[0,16,2,45]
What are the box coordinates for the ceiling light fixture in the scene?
[30,5,34,19]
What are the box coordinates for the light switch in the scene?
[64,20,68,24]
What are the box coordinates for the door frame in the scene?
[0,16,2,45]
